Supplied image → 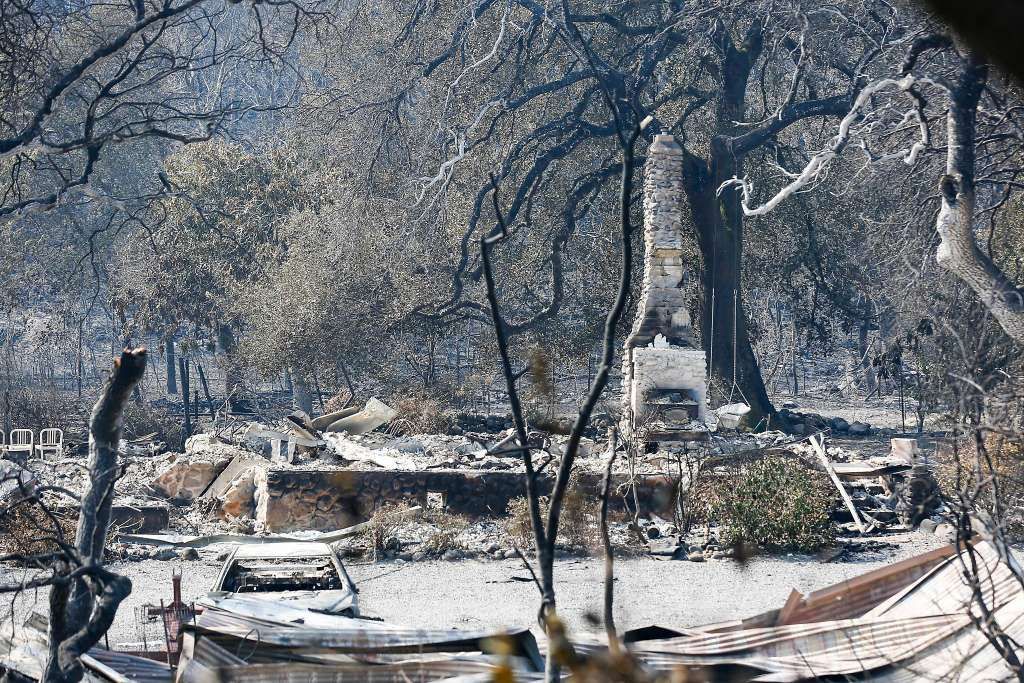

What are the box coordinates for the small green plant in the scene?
[717,456,835,552]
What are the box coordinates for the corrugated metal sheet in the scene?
[181,596,543,675]
[192,600,539,658]
[775,544,957,625]
[630,613,968,678]
[620,542,1024,682]
[204,657,529,683]
[83,649,172,683]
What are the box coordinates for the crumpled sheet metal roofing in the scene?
[182,657,540,683]
[83,648,172,683]
[623,541,1024,682]
[177,594,544,681]
[192,605,540,658]
[773,544,956,626]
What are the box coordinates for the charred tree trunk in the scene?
[179,356,191,445]
[195,360,215,419]
[680,21,778,427]
[935,49,1024,344]
[858,318,877,394]
[291,370,313,414]
[76,321,84,399]
[216,324,241,409]
[165,337,177,395]
[46,349,145,683]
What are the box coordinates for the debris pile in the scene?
[609,540,1024,681]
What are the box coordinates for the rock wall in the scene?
[255,468,677,532]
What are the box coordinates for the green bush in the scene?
[717,456,835,552]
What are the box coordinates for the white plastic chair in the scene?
[7,429,33,459]
[0,431,6,453]
[36,428,63,460]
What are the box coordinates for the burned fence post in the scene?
[179,356,191,445]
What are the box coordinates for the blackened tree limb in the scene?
[542,117,644,606]
[0,1,206,159]
[48,348,146,683]
[50,569,132,683]
[480,177,550,607]
[730,94,853,155]
[600,442,619,652]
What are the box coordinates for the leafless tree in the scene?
[331,0,915,424]
[0,0,335,223]
[480,13,651,668]
[723,21,1024,347]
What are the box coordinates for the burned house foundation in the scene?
[255,467,676,532]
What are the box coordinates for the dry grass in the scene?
[322,390,354,414]
[420,512,469,555]
[366,504,411,560]
[935,433,1024,539]
[0,504,77,560]
[504,472,598,551]
[391,394,455,435]
[504,495,538,550]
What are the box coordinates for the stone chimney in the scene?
[622,134,707,425]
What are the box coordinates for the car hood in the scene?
[217,589,358,616]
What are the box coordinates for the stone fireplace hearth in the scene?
[622,134,707,428]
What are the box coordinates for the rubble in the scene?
[149,452,234,503]
[216,466,256,520]
[0,459,35,502]
[849,420,872,435]
[322,397,397,434]
[714,402,750,430]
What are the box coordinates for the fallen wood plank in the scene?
[247,427,324,448]
[833,461,912,479]
[810,433,866,534]
[285,415,318,442]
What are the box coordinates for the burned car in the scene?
[209,541,359,616]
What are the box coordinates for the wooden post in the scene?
[77,320,84,399]
[166,337,177,395]
[195,360,215,419]
[313,371,325,415]
[810,433,865,534]
[179,357,191,446]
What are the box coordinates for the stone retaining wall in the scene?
[255,467,677,532]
